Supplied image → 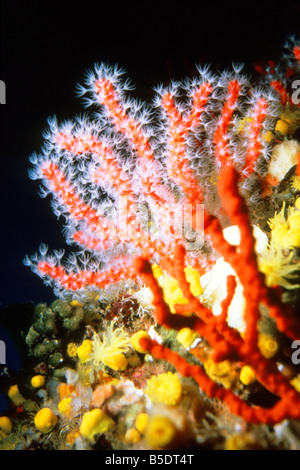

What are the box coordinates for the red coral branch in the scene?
[134,163,300,425]
[161,82,212,204]
[38,257,136,291]
[213,80,240,166]
[242,98,268,176]
[139,336,300,425]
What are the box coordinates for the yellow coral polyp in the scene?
[151,264,164,279]
[176,328,198,348]
[34,408,57,433]
[295,197,300,210]
[145,372,182,406]
[291,176,300,192]
[184,266,203,297]
[135,412,149,434]
[130,330,151,354]
[31,375,45,388]
[67,342,78,358]
[79,409,115,442]
[235,116,253,133]
[258,230,300,290]
[124,428,141,444]
[285,210,300,246]
[103,353,128,371]
[275,118,290,136]
[157,265,203,314]
[258,334,279,359]
[0,416,13,435]
[160,276,188,313]
[291,374,300,392]
[76,339,93,364]
[240,365,256,385]
[225,432,256,450]
[89,323,131,371]
[268,203,300,249]
[70,299,83,307]
[58,397,72,416]
[262,130,274,143]
[8,385,25,407]
[204,359,237,389]
[146,415,176,449]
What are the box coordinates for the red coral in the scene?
[26,58,276,297]
[134,164,300,425]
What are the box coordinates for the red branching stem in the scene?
[217,165,300,342]
[297,150,300,178]
[157,244,240,357]
[41,153,179,265]
[270,80,288,105]
[134,161,300,425]
[294,46,300,62]
[38,258,136,291]
[139,337,300,425]
[215,275,242,350]
[213,80,240,165]
[56,133,136,201]
[242,98,268,176]
[42,162,117,240]
[73,231,112,251]
[94,78,176,207]
[134,256,235,360]
[162,83,212,203]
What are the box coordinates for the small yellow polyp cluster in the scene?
[145,372,182,406]
[176,328,198,348]
[146,415,176,449]
[31,375,45,388]
[34,408,57,433]
[291,374,300,392]
[0,416,13,440]
[124,428,141,444]
[258,334,279,359]
[58,397,72,416]
[152,264,202,314]
[130,330,151,354]
[8,385,25,407]
[76,324,131,373]
[269,203,300,249]
[103,352,128,371]
[76,339,93,364]
[225,432,256,450]
[79,409,115,442]
[135,412,149,434]
[239,365,256,385]
[203,359,238,389]
[257,202,300,290]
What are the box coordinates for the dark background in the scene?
[1,0,300,308]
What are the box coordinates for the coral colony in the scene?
[4,37,300,450]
